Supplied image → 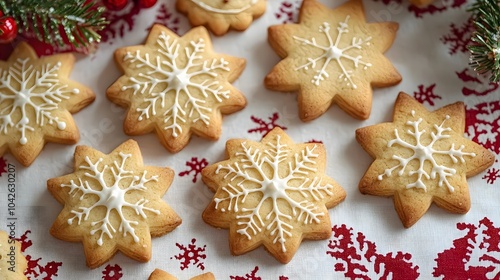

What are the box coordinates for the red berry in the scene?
[0,10,3,17]
[0,16,17,44]
[138,0,157,8]
[103,0,129,11]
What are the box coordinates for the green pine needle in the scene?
[468,0,500,83]
[0,0,108,48]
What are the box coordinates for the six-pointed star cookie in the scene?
[176,0,267,36]
[0,230,28,280]
[48,140,182,268]
[0,42,95,166]
[356,93,495,228]
[265,0,401,121]
[107,24,247,153]
[149,269,215,280]
[202,127,346,263]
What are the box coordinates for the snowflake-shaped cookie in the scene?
[202,127,346,263]
[0,42,95,166]
[265,0,401,121]
[107,24,246,153]
[356,93,495,228]
[48,140,181,268]
[176,0,267,35]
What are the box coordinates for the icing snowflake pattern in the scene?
[215,135,333,252]
[191,0,258,14]
[121,32,230,137]
[293,16,372,88]
[378,111,476,192]
[62,152,160,246]
[0,58,79,145]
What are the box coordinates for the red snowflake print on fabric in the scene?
[15,230,63,280]
[372,0,401,5]
[179,157,209,183]
[149,3,181,34]
[102,264,123,280]
[458,68,499,97]
[0,156,7,176]
[459,68,500,154]
[248,113,287,138]
[413,84,441,106]
[459,67,500,185]
[483,167,500,184]
[279,276,289,280]
[466,99,500,154]
[15,230,33,252]
[441,17,474,55]
[171,238,207,270]
[327,224,420,279]
[372,0,466,18]
[409,0,466,18]
[230,266,261,280]
[275,0,301,23]
[434,217,500,279]
[99,2,142,43]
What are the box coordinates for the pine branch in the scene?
[0,0,108,48]
[468,0,500,83]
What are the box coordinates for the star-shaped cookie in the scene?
[265,0,401,121]
[107,24,246,153]
[176,0,267,36]
[48,140,182,268]
[0,230,28,280]
[149,269,215,280]
[202,127,346,263]
[356,93,495,228]
[0,42,95,166]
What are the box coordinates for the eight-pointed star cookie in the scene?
[48,139,182,268]
[202,127,346,263]
[0,230,28,280]
[356,93,495,228]
[107,24,247,153]
[0,42,95,166]
[265,0,401,122]
[176,0,267,36]
[149,269,215,280]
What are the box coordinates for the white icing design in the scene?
[62,152,160,246]
[191,0,257,14]
[214,135,333,252]
[293,16,372,88]
[121,32,230,138]
[378,110,476,193]
[0,58,79,145]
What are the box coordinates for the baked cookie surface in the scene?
[107,24,246,153]
[0,230,27,280]
[176,0,266,35]
[356,93,495,228]
[149,269,215,280]
[265,0,401,121]
[48,139,182,268]
[202,127,346,263]
[0,42,95,166]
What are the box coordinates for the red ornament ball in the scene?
[0,16,17,44]
[103,0,129,10]
[138,0,157,8]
